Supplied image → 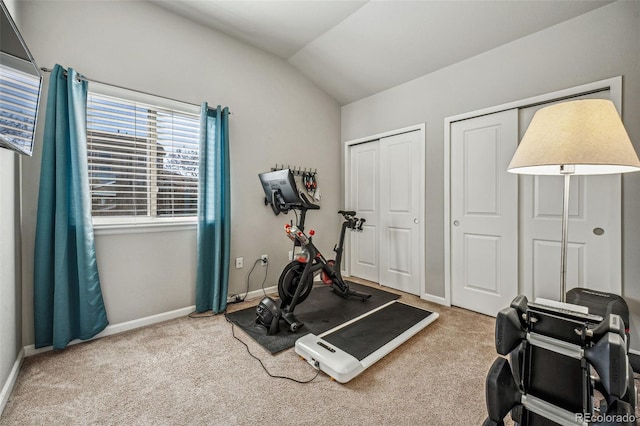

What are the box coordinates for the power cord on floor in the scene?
[224,313,320,384]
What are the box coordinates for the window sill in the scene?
[93,219,197,236]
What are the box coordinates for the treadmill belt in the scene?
[322,302,434,361]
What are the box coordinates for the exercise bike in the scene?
[258,169,371,333]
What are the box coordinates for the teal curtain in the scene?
[195,104,230,313]
[33,65,108,349]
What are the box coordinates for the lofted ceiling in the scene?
[152,0,613,105]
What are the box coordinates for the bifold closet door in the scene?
[349,131,423,295]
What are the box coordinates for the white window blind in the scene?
[86,91,200,222]
[0,61,41,154]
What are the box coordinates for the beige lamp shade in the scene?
[508,99,640,175]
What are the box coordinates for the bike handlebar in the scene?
[299,193,320,210]
[338,211,365,230]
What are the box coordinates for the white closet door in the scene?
[347,129,424,295]
[450,109,519,316]
[378,131,423,295]
[349,141,380,282]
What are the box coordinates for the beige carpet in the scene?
[0,282,636,425]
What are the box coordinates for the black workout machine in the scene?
[483,295,637,425]
[258,169,371,334]
[257,169,439,382]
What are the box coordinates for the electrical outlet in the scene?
[235,257,243,269]
[261,254,268,265]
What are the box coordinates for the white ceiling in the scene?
[153,0,613,105]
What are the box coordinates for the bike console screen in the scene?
[259,169,302,214]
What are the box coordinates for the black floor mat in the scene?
[225,282,399,354]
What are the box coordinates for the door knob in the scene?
[593,227,605,236]
[453,220,460,226]
[414,218,419,224]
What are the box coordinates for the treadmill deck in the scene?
[295,300,439,383]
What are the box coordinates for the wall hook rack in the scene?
[271,164,317,178]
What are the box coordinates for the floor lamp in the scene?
[508,99,640,302]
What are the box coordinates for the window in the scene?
[0,61,42,155]
[86,90,200,226]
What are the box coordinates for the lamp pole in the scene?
[559,165,574,303]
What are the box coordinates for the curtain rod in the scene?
[40,66,227,113]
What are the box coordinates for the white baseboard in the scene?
[629,348,640,357]
[23,288,278,358]
[421,293,450,306]
[24,305,196,357]
[1,348,24,416]
[231,285,277,302]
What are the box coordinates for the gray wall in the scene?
[19,1,342,346]
[341,1,640,350]
[0,138,21,402]
[0,0,23,403]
